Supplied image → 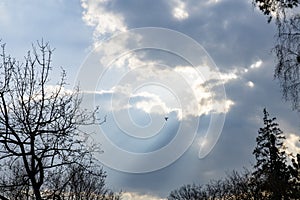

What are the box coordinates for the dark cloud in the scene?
[81,0,299,198]
[94,0,276,69]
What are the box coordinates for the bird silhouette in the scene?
[164,116,168,121]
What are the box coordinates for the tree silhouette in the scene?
[0,41,104,199]
[288,153,300,198]
[253,0,300,111]
[253,0,299,22]
[46,164,121,200]
[274,14,300,111]
[168,109,300,199]
[252,108,291,199]
[168,184,207,200]
[0,161,30,199]
[168,170,258,200]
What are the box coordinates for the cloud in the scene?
[284,133,300,156]
[131,92,174,115]
[219,72,238,83]
[121,192,166,200]
[80,39,238,120]
[171,0,189,20]
[88,62,234,120]
[206,0,222,5]
[250,60,263,69]
[81,0,127,43]
[2,0,297,198]
[77,0,300,198]
[247,81,255,88]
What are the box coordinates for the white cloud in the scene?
[97,86,182,119]
[211,99,235,114]
[121,192,166,200]
[91,62,235,121]
[172,0,189,20]
[81,0,127,42]
[250,60,263,69]
[284,133,300,156]
[207,0,221,4]
[247,81,254,88]
[133,92,171,114]
[45,85,73,95]
[88,56,268,122]
[114,53,148,69]
[219,72,238,83]
[85,89,114,95]
[174,65,236,115]
[91,61,234,120]
[220,60,264,83]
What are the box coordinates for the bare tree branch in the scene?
[0,41,107,200]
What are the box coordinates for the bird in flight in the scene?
[164,116,168,121]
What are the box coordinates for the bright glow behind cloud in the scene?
[96,60,232,120]
[81,53,266,120]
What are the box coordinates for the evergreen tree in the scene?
[288,154,300,198]
[252,109,291,199]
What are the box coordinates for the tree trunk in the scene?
[32,183,43,200]
[0,195,9,200]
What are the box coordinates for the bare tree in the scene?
[0,41,103,200]
[253,0,300,110]
[252,0,299,22]
[46,164,121,200]
[168,184,207,200]
[0,161,31,200]
[168,170,259,200]
[274,13,300,110]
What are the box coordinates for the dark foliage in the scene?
[288,154,300,198]
[252,109,292,199]
[168,170,263,200]
[253,0,299,22]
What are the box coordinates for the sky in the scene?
[1,0,300,199]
